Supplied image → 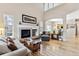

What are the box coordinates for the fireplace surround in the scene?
[21,29,30,38]
[21,29,37,38]
[18,23,39,39]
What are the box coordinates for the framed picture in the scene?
[66,24,75,29]
[22,14,37,24]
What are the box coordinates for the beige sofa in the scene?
[0,37,31,56]
[1,47,31,56]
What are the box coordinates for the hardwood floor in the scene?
[32,38,79,56]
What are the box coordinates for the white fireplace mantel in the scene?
[19,25,38,29]
[18,23,39,39]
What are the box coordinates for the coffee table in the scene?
[25,37,42,52]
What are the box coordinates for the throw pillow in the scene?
[7,42,17,51]
[6,37,17,51]
[0,41,11,54]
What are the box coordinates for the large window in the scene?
[4,15,14,37]
[43,3,63,11]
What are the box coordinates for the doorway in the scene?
[75,19,79,37]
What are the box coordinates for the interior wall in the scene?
[66,9,79,40]
[0,3,43,38]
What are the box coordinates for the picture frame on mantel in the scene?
[22,14,37,24]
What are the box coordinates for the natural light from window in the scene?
[45,18,63,32]
[43,3,63,11]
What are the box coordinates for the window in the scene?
[4,15,14,37]
[43,3,63,11]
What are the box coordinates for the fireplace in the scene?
[21,29,31,38]
[21,29,37,38]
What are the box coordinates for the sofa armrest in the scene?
[1,47,31,56]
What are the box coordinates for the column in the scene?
[62,16,67,41]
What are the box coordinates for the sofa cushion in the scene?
[6,37,18,51]
[0,37,6,42]
[0,37,11,54]
[14,39,25,49]
[6,36,25,49]
[1,47,31,56]
[7,42,18,51]
[0,41,11,55]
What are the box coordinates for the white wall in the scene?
[0,3,43,39]
[66,9,79,20]
[66,9,79,40]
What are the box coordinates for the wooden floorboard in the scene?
[31,38,79,56]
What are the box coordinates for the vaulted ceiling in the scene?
[44,3,79,20]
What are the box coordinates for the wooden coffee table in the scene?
[22,37,41,53]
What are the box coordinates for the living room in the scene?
[0,3,79,56]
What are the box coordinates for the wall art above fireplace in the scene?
[22,14,37,24]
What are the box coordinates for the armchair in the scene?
[41,31,50,41]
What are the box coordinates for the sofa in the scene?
[0,37,31,56]
[41,35,50,41]
[40,31,50,41]
[1,47,31,56]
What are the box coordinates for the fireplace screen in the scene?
[21,29,30,38]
